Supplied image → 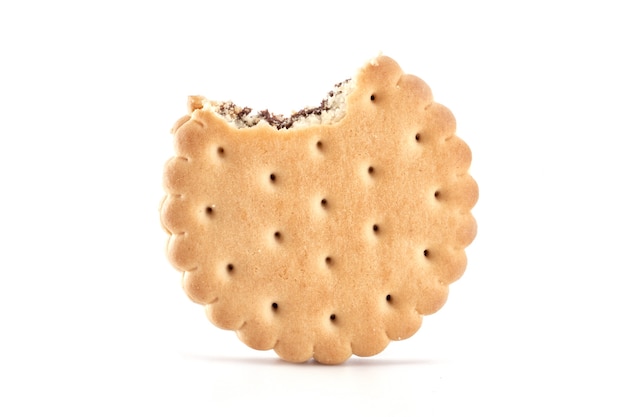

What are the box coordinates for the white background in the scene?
[1,1,625,415]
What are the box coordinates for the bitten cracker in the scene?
[161,56,478,364]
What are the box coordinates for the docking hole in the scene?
[330,314,336,321]
[423,249,429,258]
[272,302,278,310]
[386,294,392,302]
[415,133,421,142]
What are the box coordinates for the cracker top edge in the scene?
[178,55,409,132]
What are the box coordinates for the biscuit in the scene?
[161,55,478,364]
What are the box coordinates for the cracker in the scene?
[161,55,478,364]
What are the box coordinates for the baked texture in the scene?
[161,56,478,364]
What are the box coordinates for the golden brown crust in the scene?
[161,55,477,364]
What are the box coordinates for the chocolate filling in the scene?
[211,79,353,130]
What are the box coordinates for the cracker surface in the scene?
[161,56,478,364]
